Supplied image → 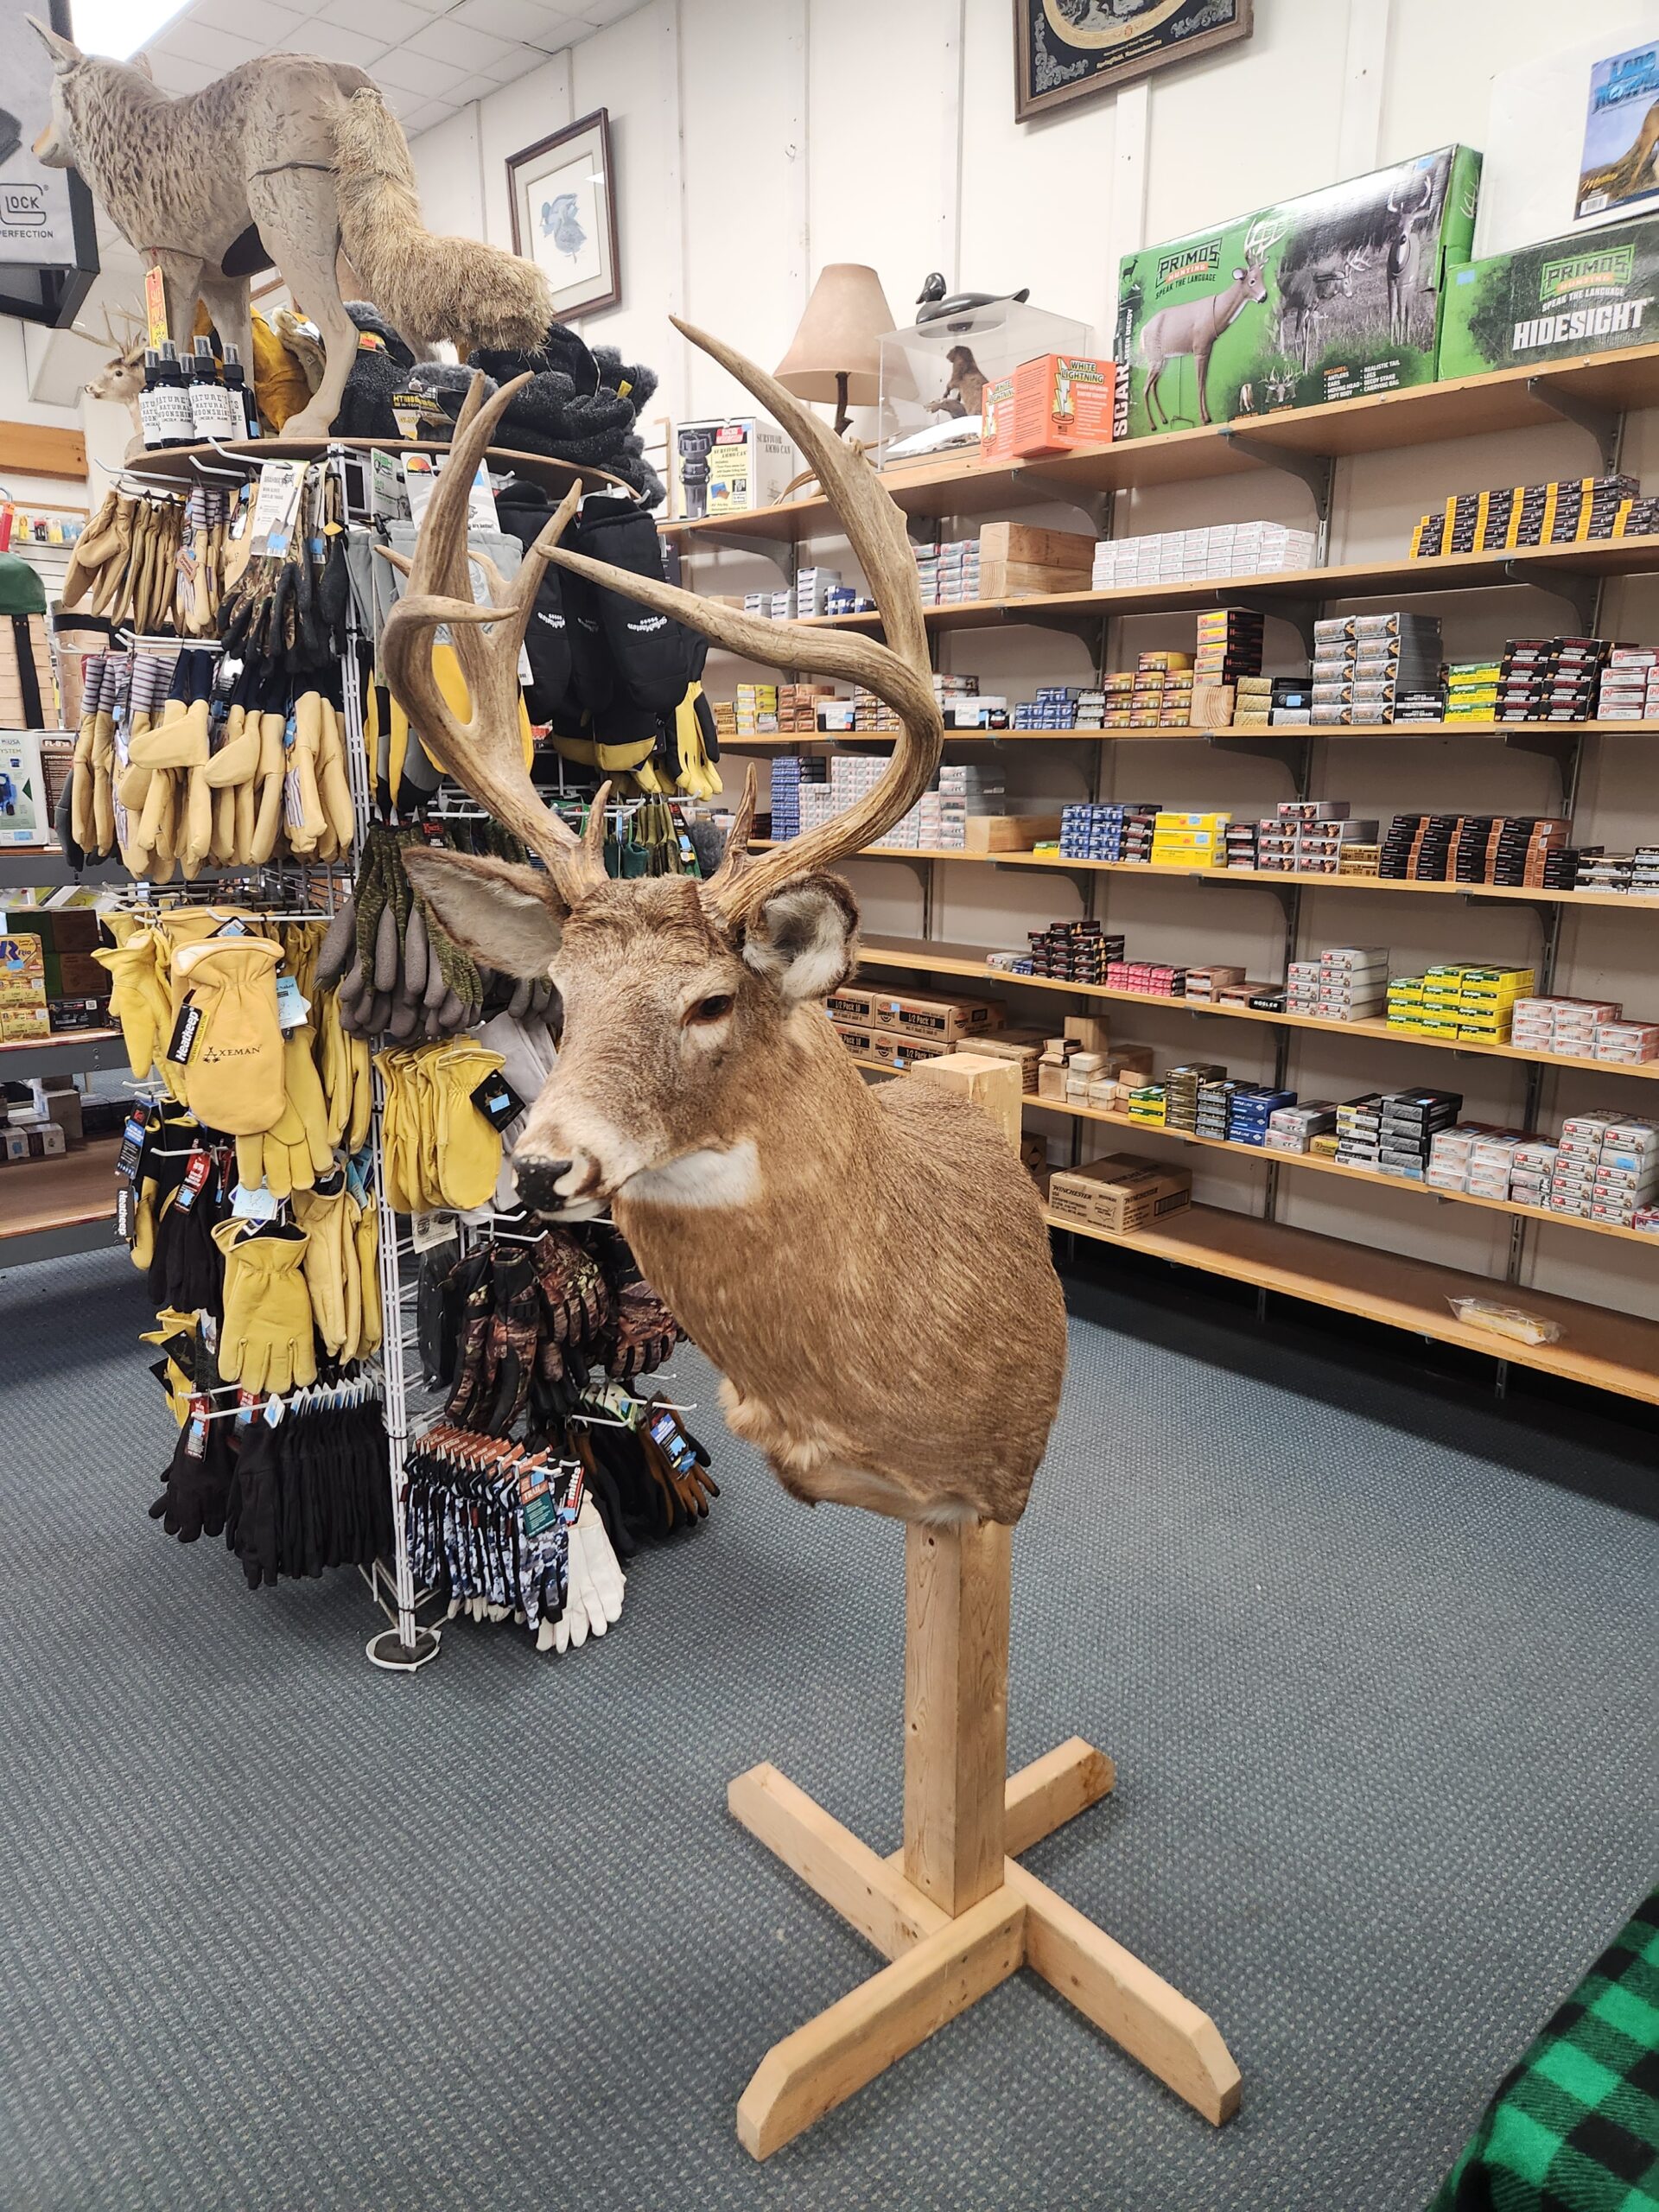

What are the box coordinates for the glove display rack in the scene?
[84,442,728,1672]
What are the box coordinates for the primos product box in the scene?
[1046,1152,1193,1233]
[1439,222,1659,377]
[674,416,795,520]
[1113,144,1482,438]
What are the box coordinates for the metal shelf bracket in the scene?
[684,528,795,574]
[1525,376,1624,475]
[1007,467,1114,537]
[1205,731,1309,777]
[1218,431,1335,524]
[1235,594,1319,653]
[1501,726,1580,785]
[1008,606,1110,647]
[1503,557,1600,631]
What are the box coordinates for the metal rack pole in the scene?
[334,462,439,1671]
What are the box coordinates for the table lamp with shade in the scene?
[774,264,896,436]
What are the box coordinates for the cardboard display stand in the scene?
[726,1054,1241,2158]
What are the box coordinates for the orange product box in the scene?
[1011,354,1116,457]
[979,375,1017,462]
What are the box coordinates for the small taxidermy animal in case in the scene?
[929,346,988,419]
[388,330,1066,1532]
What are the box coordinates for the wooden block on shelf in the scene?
[1191,683,1236,727]
[961,812,1062,854]
[979,522,1096,570]
[979,559,1096,601]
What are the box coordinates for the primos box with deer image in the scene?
[1113,144,1482,441]
[1439,219,1659,378]
[1047,1153,1193,1234]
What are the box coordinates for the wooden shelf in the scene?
[664,338,1659,549]
[1031,1095,1658,1248]
[766,841,1659,912]
[778,534,1659,637]
[721,720,1659,749]
[1042,1199,1659,1404]
[0,1137,119,1257]
[988,852,1659,912]
[852,937,1659,1083]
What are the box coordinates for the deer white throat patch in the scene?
[624,1139,760,1210]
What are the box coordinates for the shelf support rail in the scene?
[1524,377,1624,478]
[1218,431,1336,551]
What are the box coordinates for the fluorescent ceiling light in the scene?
[70,0,192,60]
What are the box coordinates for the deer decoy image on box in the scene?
[385,328,1067,1528]
[1139,214,1282,428]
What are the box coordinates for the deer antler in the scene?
[378,372,608,906]
[538,315,944,923]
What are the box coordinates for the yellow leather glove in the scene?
[169,935,286,1135]
[93,931,171,1080]
[431,1044,505,1211]
[293,1181,351,1359]
[353,1195,382,1360]
[212,1220,317,1394]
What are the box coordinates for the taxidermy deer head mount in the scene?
[388,324,1066,1528]
[73,303,149,442]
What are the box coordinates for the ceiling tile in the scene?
[404,96,460,134]
[447,0,570,43]
[145,50,221,91]
[377,79,423,116]
[152,18,266,68]
[406,14,513,67]
[444,69,502,101]
[369,43,457,94]
[296,14,386,62]
[182,0,308,41]
[341,0,435,44]
[478,45,536,80]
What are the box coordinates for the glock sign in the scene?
[0,182,46,230]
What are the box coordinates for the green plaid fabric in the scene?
[1432,1891,1659,2211]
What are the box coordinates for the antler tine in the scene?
[702,764,758,899]
[379,371,601,899]
[539,320,942,919]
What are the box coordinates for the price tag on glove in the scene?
[469,1071,526,1132]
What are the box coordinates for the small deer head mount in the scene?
[73,304,149,443]
[385,323,1067,1525]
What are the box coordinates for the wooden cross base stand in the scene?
[728,1519,1242,2160]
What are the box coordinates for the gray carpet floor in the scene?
[0,1247,1654,2212]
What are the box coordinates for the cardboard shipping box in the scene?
[1113,144,1481,438]
[1439,220,1659,377]
[1046,1152,1193,1233]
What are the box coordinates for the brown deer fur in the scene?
[387,346,1067,1528]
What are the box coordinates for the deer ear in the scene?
[29,17,82,70]
[741,872,859,1003]
[402,847,565,977]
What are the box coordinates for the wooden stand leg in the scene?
[903,1517,1010,1915]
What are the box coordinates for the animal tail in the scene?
[332,87,552,353]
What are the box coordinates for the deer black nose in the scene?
[513,1156,574,1215]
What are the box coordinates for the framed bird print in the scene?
[506,109,620,320]
[1014,0,1253,122]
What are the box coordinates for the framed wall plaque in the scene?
[1014,0,1253,124]
[506,108,619,321]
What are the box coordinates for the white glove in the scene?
[555,1497,626,1650]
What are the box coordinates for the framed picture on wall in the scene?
[506,109,620,320]
[1014,0,1253,123]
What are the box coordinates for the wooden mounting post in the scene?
[727,1056,1242,2158]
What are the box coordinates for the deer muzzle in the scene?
[514,1149,606,1219]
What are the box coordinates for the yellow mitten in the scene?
[431,1044,505,1211]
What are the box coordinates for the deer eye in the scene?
[686,992,734,1026]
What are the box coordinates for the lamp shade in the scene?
[774,264,895,407]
